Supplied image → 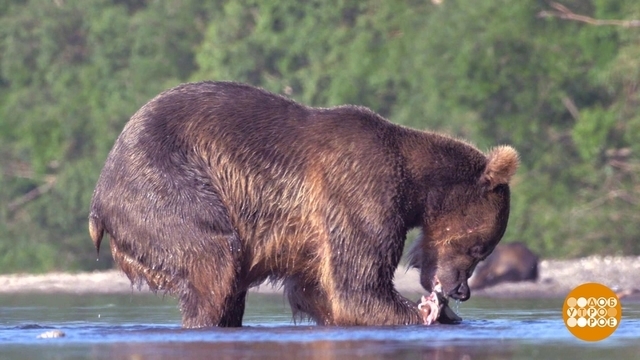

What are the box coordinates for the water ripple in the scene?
[0,294,639,359]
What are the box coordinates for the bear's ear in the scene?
[481,145,519,190]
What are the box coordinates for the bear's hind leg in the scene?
[178,241,243,328]
[109,237,178,292]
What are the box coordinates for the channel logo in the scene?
[563,283,621,341]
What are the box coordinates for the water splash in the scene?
[37,330,65,339]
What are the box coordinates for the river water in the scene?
[1,292,639,359]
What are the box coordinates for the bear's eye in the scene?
[470,244,484,259]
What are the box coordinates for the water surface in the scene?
[1,292,639,359]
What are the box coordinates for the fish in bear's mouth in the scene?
[418,283,463,325]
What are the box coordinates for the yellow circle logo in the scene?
[563,283,621,341]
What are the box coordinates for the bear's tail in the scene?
[88,214,105,257]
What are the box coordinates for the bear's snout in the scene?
[448,281,470,301]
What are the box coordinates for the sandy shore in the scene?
[1,256,639,300]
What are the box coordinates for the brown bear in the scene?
[89,81,519,328]
[468,242,538,290]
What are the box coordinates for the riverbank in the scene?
[1,255,638,300]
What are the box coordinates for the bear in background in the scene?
[468,242,539,290]
[89,81,519,327]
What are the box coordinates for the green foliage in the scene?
[0,0,639,273]
[0,0,212,272]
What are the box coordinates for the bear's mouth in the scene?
[434,288,463,324]
[438,295,462,324]
[423,277,463,324]
[418,285,463,325]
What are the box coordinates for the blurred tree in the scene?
[0,0,213,272]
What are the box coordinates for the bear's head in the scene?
[409,145,519,301]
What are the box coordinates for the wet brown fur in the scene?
[89,81,518,327]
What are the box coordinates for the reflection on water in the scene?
[0,292,639,359]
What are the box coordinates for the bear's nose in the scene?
[449,281,470,301]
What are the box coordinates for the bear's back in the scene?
[92,82,408,239]
[116,82,397,168]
